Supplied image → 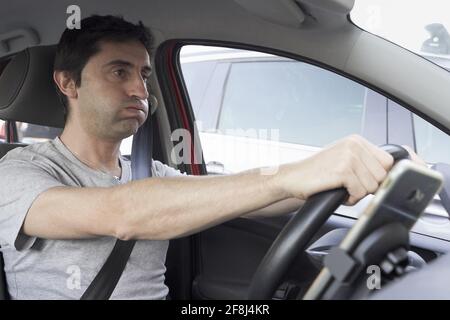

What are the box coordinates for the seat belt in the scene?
[0,251,9,300]
[80,116,153,300]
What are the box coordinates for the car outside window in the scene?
[120,136,133,156]
[413,115,450,164]
[1,120,133,156]
[180,44,450,226]
[0,121,62,145]
[17,122,62,144]
[385,101,450,165]
[180,45,386,174]
[0,120,5,142]
[218,61,366,147]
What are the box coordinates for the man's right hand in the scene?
[274,135,394,205]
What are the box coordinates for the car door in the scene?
[166,43,450,300]
[170,45,392,300]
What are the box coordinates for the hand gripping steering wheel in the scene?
[247,145,410,300]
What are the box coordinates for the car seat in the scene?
[0,45,65,299]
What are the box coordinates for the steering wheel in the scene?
[247,144,410,300]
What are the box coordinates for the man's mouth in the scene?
[126,105,145,112]
[125,104,147,115]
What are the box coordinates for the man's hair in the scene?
[54,15,153,120]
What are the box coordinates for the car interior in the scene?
[0,0,450,300]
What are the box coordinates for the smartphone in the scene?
[340,159,443,253]
[303,159,443,300]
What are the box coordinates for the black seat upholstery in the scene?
[0,45,64,299]
[0,143,28,159]
[0,45,65,127]
[0,45,64,158]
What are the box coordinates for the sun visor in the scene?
[234,0,305,28]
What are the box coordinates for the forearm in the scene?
[114,167,288,240]
[24,166,292,241]
[243,198,304,219]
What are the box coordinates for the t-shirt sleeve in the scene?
[0,158,65,251]
[151,160,187,178]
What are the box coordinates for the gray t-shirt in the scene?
[0,137,183,299]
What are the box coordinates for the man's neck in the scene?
[59,125,122,177]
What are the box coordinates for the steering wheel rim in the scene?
[247,144,409,300]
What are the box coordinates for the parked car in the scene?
[180,46,450,176]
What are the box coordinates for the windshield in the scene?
[351,0,450,71]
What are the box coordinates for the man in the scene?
[0,15,412,299]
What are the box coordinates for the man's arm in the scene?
[24,169,288,240]
[243,198,304,219]
[23,135,394,241]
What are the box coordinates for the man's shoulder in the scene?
[152,160,185,177]
[1,139,57,163]
[0,139,65,173]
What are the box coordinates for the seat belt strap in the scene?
[80,116,153,300]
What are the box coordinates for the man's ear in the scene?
[53,70,78,99]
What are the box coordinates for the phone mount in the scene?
[303,159,444,300]
[314,222,411,300]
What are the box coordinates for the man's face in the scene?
[74,40,151,141]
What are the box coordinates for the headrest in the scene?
[0,45,65,128]
[0,45,158,129]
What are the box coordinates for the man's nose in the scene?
[127,74,149,100]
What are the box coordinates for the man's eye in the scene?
[113,69,126,78]
[142,74,150,82]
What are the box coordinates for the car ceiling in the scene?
[1,0,450,133]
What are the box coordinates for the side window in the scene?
[17,122,62,144]
[180,45,387,174]
[2,119,133,156]
[0,120,5,142]
[218,61,366,147]
[120,136,133,157]
[0,120,62,144]
[387,101,450,165]
[413,115,450,164]
[0,59,9,143]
